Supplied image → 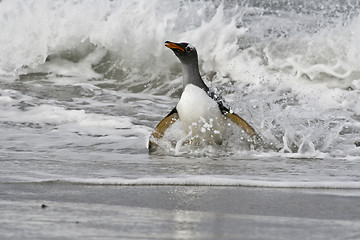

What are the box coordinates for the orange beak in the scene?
[165,41,185,52]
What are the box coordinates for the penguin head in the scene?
[165,41,198,64]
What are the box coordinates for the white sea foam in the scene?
[1,0,357,89]
[0,104,128,127]
[39,176,360,189]
[1,0,358,156]
[1,0,359,92]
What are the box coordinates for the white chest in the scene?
[176,84,225,144]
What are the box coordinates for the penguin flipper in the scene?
[148,108,179,152]
[221,108,260,142]
[210,93,260,141]
[225,111,257,137]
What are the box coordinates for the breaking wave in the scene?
[0,0,360,157]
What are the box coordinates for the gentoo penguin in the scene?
[148,41,260,152]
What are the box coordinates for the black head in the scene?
[165,41,198,64]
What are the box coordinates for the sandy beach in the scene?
[1,1,360,239]
[1,182,360,240]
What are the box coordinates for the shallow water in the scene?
[1,0,360,190]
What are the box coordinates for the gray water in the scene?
[1,0,360,239]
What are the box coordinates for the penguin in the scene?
[148,41,260,152]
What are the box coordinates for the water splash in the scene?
[1,0,360,158]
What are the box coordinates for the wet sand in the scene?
[1,182,360,240]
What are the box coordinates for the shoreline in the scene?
[1,182,360,239]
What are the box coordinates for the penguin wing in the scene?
[215,99,260,140]
[148,108,179,152]
[207,90,259,139]
[224,110,258,138]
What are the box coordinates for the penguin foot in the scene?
[148,140,159,153]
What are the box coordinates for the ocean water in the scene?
[1,0,360,189]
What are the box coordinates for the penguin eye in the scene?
[185,46,191,52]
